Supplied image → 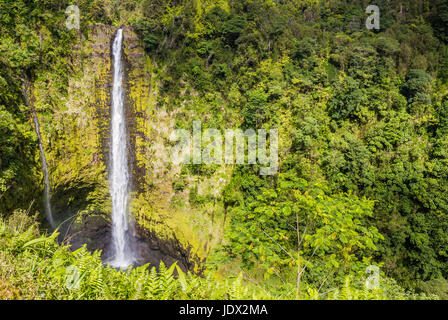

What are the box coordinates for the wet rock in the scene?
[60,214,189,271]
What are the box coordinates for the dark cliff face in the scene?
[122,26,203,273]
[64,213,190,271]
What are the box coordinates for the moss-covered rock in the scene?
[29,24,229,272]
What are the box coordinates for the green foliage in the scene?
[401,69,433,107]
[0,104,38,212]
[1,212,432,300]
[2,0,448,300]
[221,16,247,46]
[219,172,382,291]
[0,212,268,300]
[328,77,369,121]
[430,1,448,43]
[419,278,448,299]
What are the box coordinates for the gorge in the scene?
[36,25,202,273]
[2,0,448,300]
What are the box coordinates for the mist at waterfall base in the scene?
[106,28,138,269]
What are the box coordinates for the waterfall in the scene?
[109,28,135,268]
[32,112,55,228]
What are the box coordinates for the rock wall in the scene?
[31,24,229,273]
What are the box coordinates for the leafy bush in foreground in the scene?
[0,211,436,300]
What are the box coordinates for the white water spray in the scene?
[32,112,55,228]
[109,28,135,268]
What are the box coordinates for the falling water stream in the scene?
[32,112,55,229]
[109,28,136,268]
[25,28,182,272]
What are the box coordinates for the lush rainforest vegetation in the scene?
[1,0,448,300]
